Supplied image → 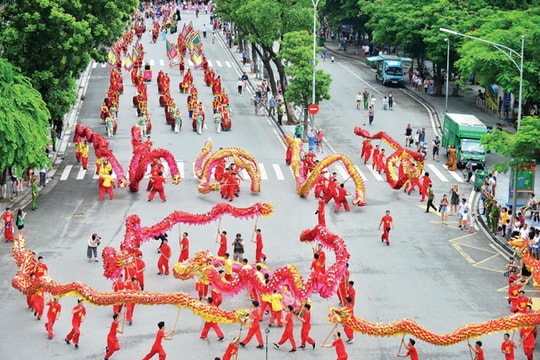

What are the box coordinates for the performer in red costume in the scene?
[104,313,123,360]
[378,210,394,246]
[2,207,14,242]
[316,196,327,226]
[112,279,125,315]
[240,301,264,348]
[125,277,140,325]
[216,230,227,256]
[142,321,174,360]
[362,140,373,165]
[342,297,355,343]
[148,171,167,202]
[322,329,348,360]
[273,305,297,352]
[420,172,432,202]
[200,298,225,341]
[222,335,241,360]
[65,299,87,348]
[136,252,146,291]
[298,303,316,349]
[371,145,380,169]
[334,183,350,213]
[147,159,164,191]
[337,263,350,305]
[178,232,189,262]
[252,228,267,263]
[44,296,61,339]
[157,238,171,275]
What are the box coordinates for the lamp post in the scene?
[440,27,525,221]
[444,38,450,113]
[311,0,320,128]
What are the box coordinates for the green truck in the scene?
[442,113,488,169]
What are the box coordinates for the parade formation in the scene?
[3,1,540,360]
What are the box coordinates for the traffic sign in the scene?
[308,104,319,115]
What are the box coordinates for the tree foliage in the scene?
[481,116,540,172]
[0,0,137,121]
[0,59,51,174]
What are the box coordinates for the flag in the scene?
[181,21,194,40]
[107,49,118,66]
[123,52,134,71]
[165,39,178,61]
[191,46,203,68]
[188,31,202,51]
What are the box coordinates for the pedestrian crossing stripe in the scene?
[215,60,222,67]
[58,161,463,184]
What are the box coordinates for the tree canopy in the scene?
[0,59,51,175]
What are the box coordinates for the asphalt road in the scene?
[0,10,531,360]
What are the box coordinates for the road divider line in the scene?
[60,165,73,181]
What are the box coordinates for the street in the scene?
[0,9,529,360]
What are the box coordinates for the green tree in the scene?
[452,7,540,115]
[280,31,332,130]
[0,0,137,121]
[481,116,540,173]
[0,59,51,177]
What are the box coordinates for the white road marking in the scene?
[335,165,349,181]
[76,167,86,180]
[225,61,232,68]
[159,59,165,66]
[446,167,464,183]
[149,59,155,66]
[60,165,73,181]
[273,164,284,180]
[354,165,368,182]
[215,60,222,67]
[259,163,268,180]
[426,163,449,182]
[366,165,384,181]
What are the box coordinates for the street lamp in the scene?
[311,0,320,128]
[440,27,525,222]
[444,38,450,113]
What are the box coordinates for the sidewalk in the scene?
[325,39,539,256]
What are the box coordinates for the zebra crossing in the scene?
[57,160,466,184]
[92,59,232,69]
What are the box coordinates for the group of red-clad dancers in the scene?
[214,160,242,202]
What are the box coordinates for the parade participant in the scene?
[346,281,356,307]
[298,303,316,349]
[232,233,244,262]
[269,289,284,327]
[81,140,89,170]
[334,184,350,213]
[375,148,386,174]
[2,207,14,242]
[99,170,115,200]
[303,150,316,177]
[223,253,233,282]
[240,300,264,348]
[273,305,297,352]
[200,298,225,341]
[35,256,49,278]
[211,278,224,307]
[468,340,485,360]
[362,139,373,164]
[32,286,45,320]
[311,253,325,290]
[501,332,517,360]
[342,297,355,343]
[136,252,146,290]
[31,177,39,210]
[222,335,241,360]
[324,178,338,204]
[125,277,140,325]
[214,110,222,133]
[215,157,227,182]
[315,243,327,273]
[142,321,174,360]
[314,173,328,198]
[196,275,210,301]
[515,290,532,313]
[520,309,536,360]
[397,338,418,359]
[420,172,432,202]
[157,238,171,275]
[322,329,348,360]
[75,139,83,162]
[372,145,380,169]
[195,110,204,135]
[337,263,350,305]
[148,171,167,202]
[260,279,272,316]
[44,296,61,339]
[178,232,189,262]
[104,313,124,360]
[316,195,327,226]
[112,279,125,315]
[65,299,87,348]
[147,159,164,191]
[217,230,227,256]
[378,210,394,246]
[252,228,267,263]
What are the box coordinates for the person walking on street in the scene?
[87,233,101,262]
[432,136,440,161]
[298,303,316,349]
[104,313,124,360]
[501,332,517,360]
[439,194,449,225]
[16,209,26,237]
[468,340,485,360]
[449,184,460,216]
[425,184,437,213]
[378,210,394,246]
[178,232,190,262]
[273,305,297,352]
[232,233,244,262]
[157,238,171,275]
[240,300,264,349]
[2,207,14,242]
[31,177,39,210]
[222,335,241,360]
[362,88,369,110]
[252,228,266,263]
[65,299,86,349]
[125,277,140,325]
[200,297,225,341]
[367,105,375,125]
[142,321,174,360]
[217,230,227,257]
[44,296,61,339]
[148,171,167,202]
